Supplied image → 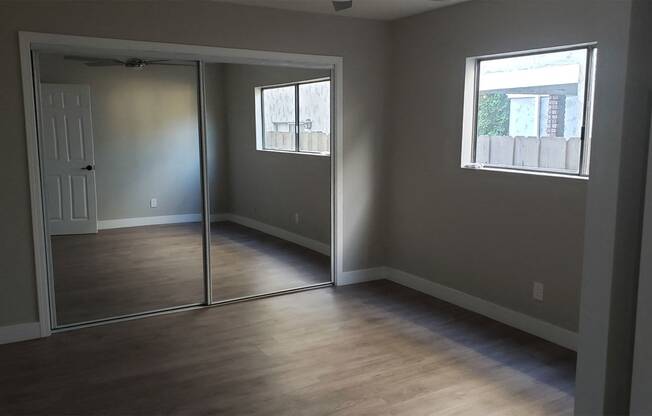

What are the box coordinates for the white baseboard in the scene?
[96,212,330,256]
[0,322,41,345]
[338,267,387,285]
[98,213,202,230]
[215,213,330,256]
[384,267,578,351]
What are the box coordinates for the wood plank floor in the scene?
[0,281,575,415]
[52,221,330,325]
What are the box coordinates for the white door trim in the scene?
[20,41,52,338]
[18,31,344,338]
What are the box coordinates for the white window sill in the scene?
[257,148,330,157]
[461,164,589,180]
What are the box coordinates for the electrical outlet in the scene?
[533,282,544,302]
[150,198,158,208]
[294,213,300,224]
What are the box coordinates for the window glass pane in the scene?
[299,80,330,154]
[263,85,296,151]
[475,49,588,173]
[509,97,537,137]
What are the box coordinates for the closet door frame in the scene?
[19,31,342,336]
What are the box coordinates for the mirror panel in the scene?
[38,52,205,326]
[204,63,332,302]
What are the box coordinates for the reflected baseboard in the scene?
[98,214,202,230]
[211,213,330,256]
[95,213,330,256]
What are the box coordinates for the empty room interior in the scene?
[1,0,652,415]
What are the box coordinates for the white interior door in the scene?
[39,83,98,235]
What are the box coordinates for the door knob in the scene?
[82,165,94,171]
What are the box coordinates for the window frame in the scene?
[461,43,598,178]
[256,77,331,156]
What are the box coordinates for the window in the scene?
[461,45,597,177]
[255,78,331,155]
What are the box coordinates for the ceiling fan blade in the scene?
[84,61,126,67]
[143,59,195,65]
[65,56,125,64]
[65,55,126,66]
[64,55,106,61]
[332,0,352,11]
[147,62,196,67]
[142,59,172,64]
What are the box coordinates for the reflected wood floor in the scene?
[0,281,575,415]
[210,222,330,302]
[52,221,330,325]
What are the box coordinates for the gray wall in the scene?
[629,2,652,406]
[575,0,652,411]
[221,63,331,244]
[38,53,203,221]
[386,0,631,334]
[0,1,389,326]
[205,63,230,215]
[598,0,652,413]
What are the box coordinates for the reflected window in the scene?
[257,79,331,155]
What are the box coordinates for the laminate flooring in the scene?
[0,281,575,415]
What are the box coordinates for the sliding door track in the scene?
[51,282,334,333]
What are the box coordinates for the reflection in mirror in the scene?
[37,52,205,326]
[299,80,331,154]
[205,63,332,302]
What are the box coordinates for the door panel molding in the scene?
[39,83,98,235]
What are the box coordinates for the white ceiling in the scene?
[215,0,471,21]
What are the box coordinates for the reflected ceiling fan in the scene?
[64,55,193,69]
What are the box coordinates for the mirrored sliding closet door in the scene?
[37,52,206,327]
[204,63,333,302]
